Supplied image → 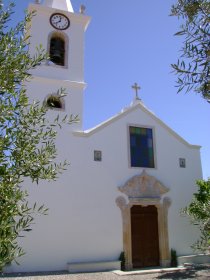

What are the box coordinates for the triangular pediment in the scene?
[118,170,169,199]
[73,101,200,149]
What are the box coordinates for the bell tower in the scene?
[27,0,90,130]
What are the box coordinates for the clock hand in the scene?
[55,17,61,23]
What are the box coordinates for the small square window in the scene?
[179,158,186,168]
[94,150,102,161]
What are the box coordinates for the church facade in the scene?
[9,0,203,273]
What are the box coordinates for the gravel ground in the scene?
[0,266,209,280]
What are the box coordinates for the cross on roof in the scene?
[132,82,141,100]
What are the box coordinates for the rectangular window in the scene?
[129,126,155,168]
[94,150,102,161]
[179,158,186,168]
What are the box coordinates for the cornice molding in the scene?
[26,75,86,90]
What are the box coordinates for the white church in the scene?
[10,0,204,273]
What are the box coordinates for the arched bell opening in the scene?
[48,31,69,67]
[44,94,65,111]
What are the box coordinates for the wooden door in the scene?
[131,205,159,268]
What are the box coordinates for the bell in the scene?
[51,50,62,64]
[50,38,65,65]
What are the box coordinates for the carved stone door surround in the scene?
[116,170,171,270]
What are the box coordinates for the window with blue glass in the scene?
[129,126,155,168]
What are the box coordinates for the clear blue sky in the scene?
[9,0,210,179]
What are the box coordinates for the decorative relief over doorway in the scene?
[116,170,171,270]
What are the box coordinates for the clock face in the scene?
[50,13,70,30]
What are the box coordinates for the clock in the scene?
[50,13,70,30]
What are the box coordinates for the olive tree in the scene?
[171,0,210,102]
[0,1,77,271]
[171,0,210,252]
[182,179,210,252]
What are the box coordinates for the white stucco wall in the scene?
[9,102,202,273]
[25,77,85,130]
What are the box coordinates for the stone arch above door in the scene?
[116,170,171,270]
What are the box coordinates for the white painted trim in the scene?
[73,102,201,149]
[114,267,187,276]
[27,75,87,90]
[67,261,121,273]
[178,254,210,266]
